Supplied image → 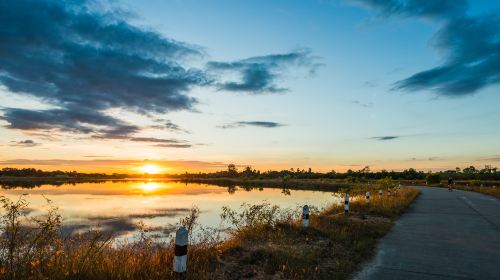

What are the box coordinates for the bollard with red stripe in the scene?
[302,205,310,228]
[366,191,370,206]
[344,194,349,216]
[174,226,188,273]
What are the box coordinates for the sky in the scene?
[1,0,500,174]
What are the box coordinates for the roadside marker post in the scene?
[302,205,310,228]
[344,194,349,216]
[366,191,370,206]
[174,226,188,274]
[388,188,391,196]
[379,190,382,198]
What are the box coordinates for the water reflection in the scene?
[0,180,338,240]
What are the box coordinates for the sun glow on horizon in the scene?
[140,164,160,174]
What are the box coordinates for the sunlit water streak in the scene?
[0,180,341,242]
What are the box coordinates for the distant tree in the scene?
[227,164,238,177]
[463,166,477,174]
[241,166,254,177]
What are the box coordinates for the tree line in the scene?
[1,165,499,181]
[0,168,126,179]
[171,164,500,181]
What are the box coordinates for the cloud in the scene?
[150,119,190,133]
[352,100,373,107]
[349,0,500,96]
[0,0,320,140]
[9,139,40,147]
[349,0,467,19]
[218,121,285,129]
[0,159,229,170]
[0,0,208,138]
[83,155,112,158]
[370,136,399,141]
[207,49,321,93]
[477,156,500,162]
[154,144,192,148]
[2,108,140,135]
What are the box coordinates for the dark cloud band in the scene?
[207,49,321,94]
[350,0,500,96]
[218,121,285,129]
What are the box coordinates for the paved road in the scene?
[353,187,500,280]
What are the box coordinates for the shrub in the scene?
[378,177,394,189]
[469,179,481,186]
[425,173,441,185]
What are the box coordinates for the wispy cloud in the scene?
[9,140,40,147]
[207,49,321,94]
[218,121,285,129]
[151,120,190,133]
[352,100,373,108]
[370,136,399,141]
[477,155,500,162]
[349,0,500,96]
[0,159,228,170]
[154,144,192,148]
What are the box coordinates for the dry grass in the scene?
[428,184,500,199]
[0,187,420,280]
[454,185,500,199]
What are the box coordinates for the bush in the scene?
[378,177,394,189]
[425,173,441,185]
[469,179,481,186]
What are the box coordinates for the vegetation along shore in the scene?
[0,178,419,279]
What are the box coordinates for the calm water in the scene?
[0,180,339,240]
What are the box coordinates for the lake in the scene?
[0,180,340,241]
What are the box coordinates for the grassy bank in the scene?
[429,184,500,199]
[0,186,419,279]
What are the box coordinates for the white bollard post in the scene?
[366,191,370,206]
[379,190,383,198]
[344,194,349,216]
[388,188,391,196]
[302,205,310,228]
[174,226,188,274]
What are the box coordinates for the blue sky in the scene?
[0,0,499,172]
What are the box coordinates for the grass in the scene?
[0,186,420,279]
[429,184,500,199]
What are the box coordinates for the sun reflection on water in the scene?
[140,182,160,192]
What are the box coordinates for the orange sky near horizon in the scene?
[0,158,495,174]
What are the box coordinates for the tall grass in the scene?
[0,187,420,279]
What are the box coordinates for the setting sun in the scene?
[140,164,160,174]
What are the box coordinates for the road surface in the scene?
[354,186,500,280]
